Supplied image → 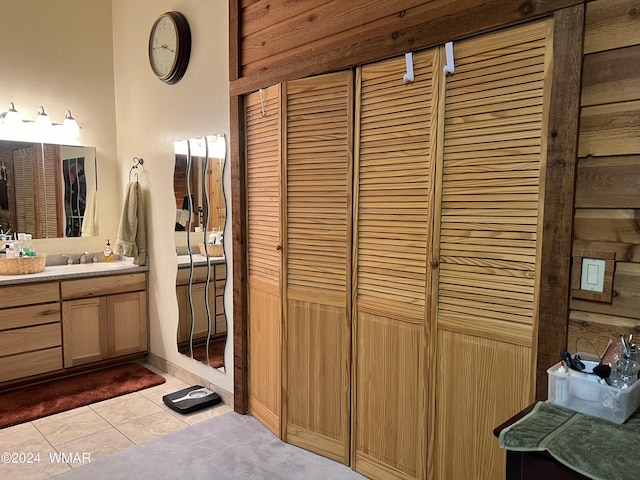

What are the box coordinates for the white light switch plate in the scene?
[581,258,606,292]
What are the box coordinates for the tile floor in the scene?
[0,364,232,479]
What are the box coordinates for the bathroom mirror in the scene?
[0,140,97,238]
[174,134,227,371]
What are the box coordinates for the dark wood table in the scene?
[493,404,590,480]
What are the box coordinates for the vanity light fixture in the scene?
[2,102,22,125]
[63,110,80,137]
[0,102,81,141]
[35,105,52,130]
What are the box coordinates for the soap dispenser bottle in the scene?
[104,240,114,262]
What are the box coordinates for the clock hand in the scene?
[152,45,175,53]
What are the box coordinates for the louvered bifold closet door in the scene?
[13,146,38,235]
[42,144,60,238]
[246,85,283,437]
[353,49,439,480]
[284,71,353,465]
[432,19,553,480]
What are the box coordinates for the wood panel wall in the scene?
[569,0,640,354]
[230,0,583,96]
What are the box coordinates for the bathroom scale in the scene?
[162,385,221,414]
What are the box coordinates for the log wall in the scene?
[569,0,640,354]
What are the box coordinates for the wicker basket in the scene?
[198,242,224,257]
[0,253,47,275]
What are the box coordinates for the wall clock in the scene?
[148,11,191,85]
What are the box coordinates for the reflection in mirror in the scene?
[0,141,97,238]
[174,135,227,371]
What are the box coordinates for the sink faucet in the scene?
[80,252,91,264]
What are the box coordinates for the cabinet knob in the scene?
[276,244,282,251]
[430,258,439,267]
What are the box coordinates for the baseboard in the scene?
[144,353,233,409]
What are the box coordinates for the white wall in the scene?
[111,0,232,393]
[0,0,119,253]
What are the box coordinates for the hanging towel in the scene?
[114,181,146,265]
[81,186,98,237]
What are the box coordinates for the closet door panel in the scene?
[353,49,438,480]
[355,313,424,480]
[247,84,282,437]
[284,71,353,465]
[435,331,532,480]
[432,19,552,479]
[286,299,348,462]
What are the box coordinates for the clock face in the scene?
[148,12,191,84]
[149,15,178,79]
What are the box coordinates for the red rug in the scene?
[0,363,165,429]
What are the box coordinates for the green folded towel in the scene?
[499,401,640,480]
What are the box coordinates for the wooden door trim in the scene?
[534,4,585,399]
[231,93,249,413]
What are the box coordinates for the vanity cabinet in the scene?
[61,273,148,367]
[0,282,62,383]
[176,262,226,344]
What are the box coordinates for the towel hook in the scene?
[129,157,144,182]
[248,88,267,119]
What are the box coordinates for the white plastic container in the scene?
[554,361,570,406]
[547,361,640,424]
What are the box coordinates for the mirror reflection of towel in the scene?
[175,209,189,229]
[81,186,98,236]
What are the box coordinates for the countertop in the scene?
[0,254,225,285]
[0,261,149,286]
[177,254,225,267]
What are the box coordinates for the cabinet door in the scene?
[176,284,190,343]
[176,283,215,343]
[107,291,148,357]
[283,71,353,465]
[62,297,108,367]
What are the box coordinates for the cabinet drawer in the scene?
[0,303,61,330]
[0,323,62,357]
[216,314,227,334]
[176,266,213,285]
[0,347,63,383]
[215,263,226,280]
[61,273,146,300]
[0,282,59,309]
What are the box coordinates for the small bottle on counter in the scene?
[555,361,570,406]
[23,234,35,257]
[104,240,114,262]
[17,233,26,257]
[11,241,22,258]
